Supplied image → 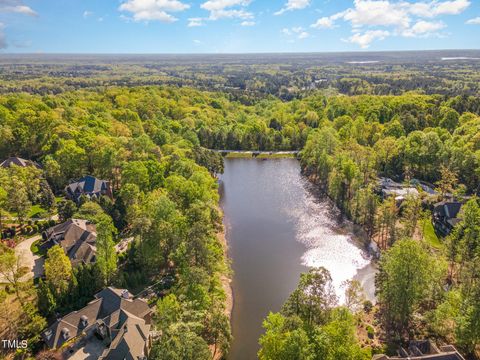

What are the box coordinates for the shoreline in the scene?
[214,212,233,360]
[217,226,233,319]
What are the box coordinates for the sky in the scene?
[1,0,480,53]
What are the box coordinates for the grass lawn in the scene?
[30,239,46,256]
[28,204,48,218]
[7,196,64,220]
[422,219,443,250]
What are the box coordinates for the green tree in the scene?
[282,267,337,327]
[155,294,181,330]
[0,246,27,302]
[95,215,118,285]
[150,323,211,360]
[258,312,314,360]
[377,239,447,339]
[39,179,56,215]
[44,245,75,301]
[57,199,77,222]
[312,307,371,360]
[37,278,57,317]
[436,164,458,198]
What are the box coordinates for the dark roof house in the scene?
[0,157,42,169]
[42,219,97,266]
[42,287,152,360]
[65,175,113,203]
[433,201,462,236]
[373,340,465,360]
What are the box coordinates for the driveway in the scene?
[2,235,45,282]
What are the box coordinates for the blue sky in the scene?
[1,0,480,53]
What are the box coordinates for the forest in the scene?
[0,55,479,359]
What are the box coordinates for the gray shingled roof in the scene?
[65,175,112,202]
[0,157,42,169]
[43,219,97,266]
[42,287,152,360]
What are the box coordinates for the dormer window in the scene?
[121,290,130,299]
[80,315,88,328]
[61,327,70,340]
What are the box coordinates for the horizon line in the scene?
[1,48,480,56]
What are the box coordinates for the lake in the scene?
[219,158,375,360]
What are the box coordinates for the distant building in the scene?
[65,175,113,203]
[377,177,419,204]
[433,201,462,236]
[0,156,42,169]
[373,340,465,360]
[42,287,152,360]
[410,179,438,196]
[42,219,97,266]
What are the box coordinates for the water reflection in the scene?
[220,158,375,360]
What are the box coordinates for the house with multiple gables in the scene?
[66,175,113,204]
[0,156,42,169]
[432,201,463,236]
[42,287,152,360]
[41,219,97,267]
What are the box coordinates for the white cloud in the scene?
[311,0,471,47]
[83,10,93,18]
[431,0,470,16]
[0,1,36,50]
[341,1,410,28]
[466,17,480,25]
[0,0,36,16]
[201,0,252,19]
[346,29,389,48]
[241,20,255,26]
[402,20,445,37]
[193,39,202,44]
[298,31,309,39]
[311,16,335,29]
[282,26,310,40]
[119,0,190,22]
[201,0,249,11]
[275,0,311,15]
[188,17,204,27]
[207,9,253,20]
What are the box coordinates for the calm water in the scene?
[219,158,375,360]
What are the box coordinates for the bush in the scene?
[363,300,373,313]
[366,325,375,339]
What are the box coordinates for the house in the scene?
[378,177,419,204]
[0,156,42,169]
[373,340,465,360]
[411,179,438,196]
[65,175,113,203]
[432,201,462,236]
[378,177,403,190]
[382,187,419,200]
[42,219,97,266]
[42,287,152,360]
